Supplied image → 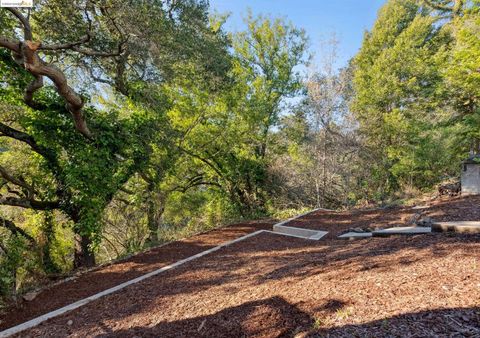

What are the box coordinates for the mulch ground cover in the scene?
[4,195,480,337]
[288,195,480,239]
[0,220,274,331]
[15,231,480,337]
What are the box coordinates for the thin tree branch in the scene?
[24,74,44,108]
[0,216,35,243]
[178,146,224,179]
[38,35,90,51]
[0,165,34,199]
[0,196,60,210]
[423,0,452,11]
[0,35,20,53]
[423,0,464,15]
[5,7,32,40]
[119,186,135,195]
[0,122,55,162]
[71,44,125,57]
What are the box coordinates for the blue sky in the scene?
[209,0,386,69]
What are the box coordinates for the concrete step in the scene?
[272,224,328,240]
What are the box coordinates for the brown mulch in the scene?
[4,195,480,337]
[0,220,274,331]
[288,195,480,239]
[15,232,480,337]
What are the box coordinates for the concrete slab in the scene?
[272,224,328,240]
[338,232,372,240]
[411,205,430,210]
[432,221,480,234]
[309,231,329,240]
[372,226,431,237]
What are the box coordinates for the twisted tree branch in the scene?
[22,40,92,138]
[24,74,44,109]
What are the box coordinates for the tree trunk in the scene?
[42,212,60,274]
[73,234,95,269]
[146,191,166,247]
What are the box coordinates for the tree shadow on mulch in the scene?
[59,231,479,336]
[249,232,480,286]
[311,306,480,338]
[89,301,480,338]
[96,296,314,338]
[0,220,275,331]
[211,230,472,285]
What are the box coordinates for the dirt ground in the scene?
[4,195,480,337]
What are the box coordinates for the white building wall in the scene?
[461,164,480,195]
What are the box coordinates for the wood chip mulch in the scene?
[288,195,480,239]
[0,220,274,331]
[5,195,480,337]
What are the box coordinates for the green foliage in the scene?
[16,91,150,247]
[1,0,230,262]
[1,0,478,302]
[160,13,309,217]
[232,11,309,155]
[351,0,468,196]
[0,234,38,298]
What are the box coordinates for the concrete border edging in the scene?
[0,230,264,338]
[273,208,329,240]
[372,226,432,237]
[338,232,372,240]
[0,207,325,337]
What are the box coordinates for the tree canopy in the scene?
[0,0,478,302]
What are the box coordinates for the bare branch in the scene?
[178,146,225,178]
[0,122,53,160]
[0,165,34,199]
[39,35,90,51]
[24,74,44,108]
[5,7,32,40]
[71,43,126,57]
[0,35,20,53]
[423,0,464,15]
[0,216,35,243]
[1,38,93,138]
[0,196,60,210]
[173,181,221,193]
[423,0,452,11]
[119,186,135,195]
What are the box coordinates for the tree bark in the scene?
[145,189,166,246]
[42,212,60,274]
[73,233,95,269]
